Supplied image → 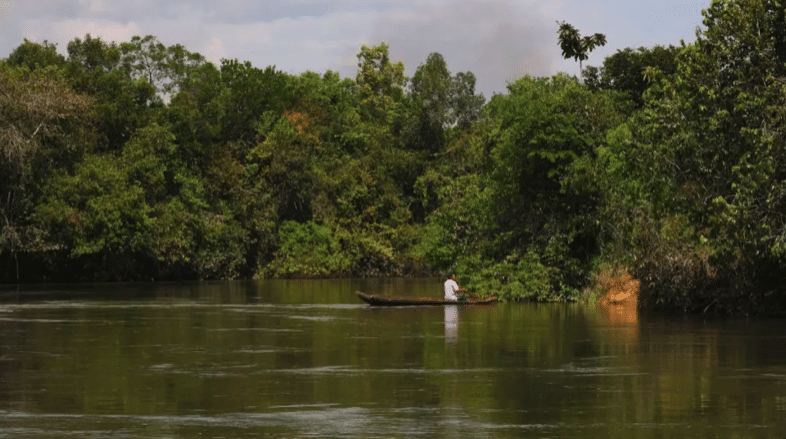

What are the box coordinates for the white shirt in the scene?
[444,279,460,301]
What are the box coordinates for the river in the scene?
[0,278,785,438]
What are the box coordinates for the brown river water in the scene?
[0,278,785,438]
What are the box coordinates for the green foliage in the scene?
[598,0,786,314]
[119,35,206,96]
[267,221,353,277]
[36,153,151,259]
[249,110,320,223]
[2,36,447,281]
[556,21,607,70]
[413,117,495,269]
[405,53,486,154]
[28,121,249,280]
[65,34,158,151]
[66,34,121,74]
[419,74,629,300]
[219,59,295,145]
[459,252,556,301]
[355,43,407,124]
[451,71,485,129]
[407,52,452,153]
[15,22,786,316]
[489,75,625,289]
[0,61,93,280]
[7,39,65,70]
[190,211,249,279]
[582,45,680,107]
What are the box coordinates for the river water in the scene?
[0,278,785,438]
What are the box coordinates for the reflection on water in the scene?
[444,305,459,344]
[0,279,786,438]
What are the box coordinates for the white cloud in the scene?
[22,18,141,47]
[0,0,707,97]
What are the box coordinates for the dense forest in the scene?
[4,0,786,315]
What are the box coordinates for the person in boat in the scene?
[444,273,467,301]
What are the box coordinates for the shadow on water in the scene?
[0,277,441,305]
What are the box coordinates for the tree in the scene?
[65,34,158,151]
[556,21,607,70]
[406,53,486,152]
[355,43,406,124]
[483,75,625,297]
[66,34,121,74]
[3,35,496,281]
[249,110,321,223]
[0,63,92,280]
[420,74,627,300]
[451,71,485,129]
[34,123,250,281]
[350,43,413,226]
[119,35,206,97]
[617,0,786,314]
[7,39,65,70]
[407,52,452,153]
[0,65,92,173]
[219,59,294,145]
[582,45,680,107]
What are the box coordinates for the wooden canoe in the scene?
[355,290,497,306]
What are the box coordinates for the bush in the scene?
[266,221,353,277]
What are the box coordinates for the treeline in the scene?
[4,0,786,315]
[1,36,486,282]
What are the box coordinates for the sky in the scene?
[0,0,708,98]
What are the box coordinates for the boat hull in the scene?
[355,291,497,306]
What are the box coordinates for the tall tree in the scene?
[355,43,406,124]
[0,63,92,280]
[66,34,157,150]
[451,71,485,129]
[7,39,65,70]
[219,59,294,145]
[66,34,121,74]
[407,53,486,151]
[556,21,607,70]
[408,52,452,153]
[119,35,206,97]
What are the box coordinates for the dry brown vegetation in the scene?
[596,267,639,305]
[595,267,639,324]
